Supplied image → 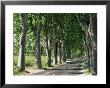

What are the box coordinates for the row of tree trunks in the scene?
[77,13,97,75]
[17,13,96,72]
[86,14,97,75]
[18,14,43,70]
[17,13,72,69]
[53,40,66,65]
[56,39,72,62]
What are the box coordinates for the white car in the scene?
[66,59,72,64]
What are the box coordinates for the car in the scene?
[66,59,72,64]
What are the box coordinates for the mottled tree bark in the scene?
[54,42,58,64]
[45,33,52,67]
[58,42,62,64]
[18,14,27,70]
[35,24,42,69]
[62,42,66,62]
[77,13,97,74]
[35,15,42,69]
[89,14,97,75]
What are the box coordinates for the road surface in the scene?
[30,61,85,75]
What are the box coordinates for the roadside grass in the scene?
[13,55,62,75]
[13,55,35,75]
[83,69,92,75]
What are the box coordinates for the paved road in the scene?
[30,61,85,75]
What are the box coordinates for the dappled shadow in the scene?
[30,59,85,75]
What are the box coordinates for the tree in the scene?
[76,13,97,74]
[18,14,28,70]
[89,14,97,75]
[35,14,42,69]
[14,13,97,75]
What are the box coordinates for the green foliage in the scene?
[13,65,21,74]
[14,13,86,56]
[13,13,97,75]
[41,56,48,69]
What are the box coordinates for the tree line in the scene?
[13,13,97,75]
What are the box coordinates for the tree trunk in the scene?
[59,42,62,64]
[54,42,58,64]
[18,14,27,70]
[88,35,92,72]
[45,33,51,67]
[77,13,97,74]
[89,14,97,75]
[35,24,42,69]
[66,46,71,60]
[62,41,66,62]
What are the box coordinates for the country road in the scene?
[30,61,85,75]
